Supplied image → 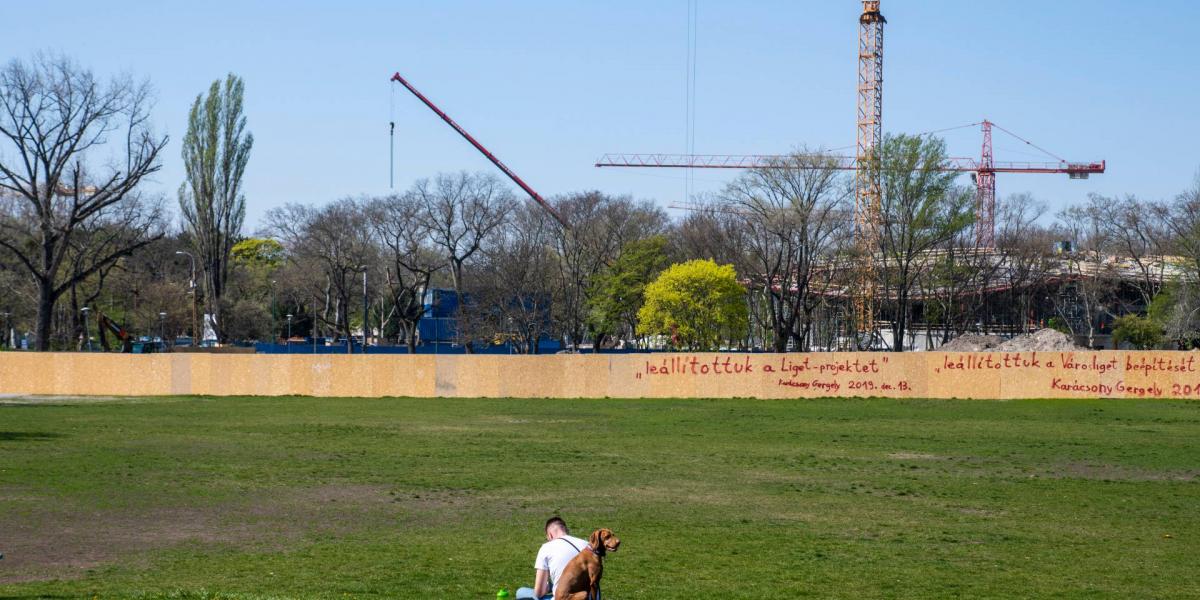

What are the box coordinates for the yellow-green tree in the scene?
[636,260,749,351]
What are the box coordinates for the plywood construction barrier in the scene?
[0,351,1195,399]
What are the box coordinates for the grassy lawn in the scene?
[0,395,1197,599]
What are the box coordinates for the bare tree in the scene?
[994,193,1055,335]
[673,201,750,266]
[0,55,167,349]
[1087,193,1167,310]
[267,199,376,346]
[1055,204,1118,348]
[178,74,253,342]
[914,229,1005,347]
[368,193,443,352]
[412,172,514,352]
[475,203,558,353]
[1153,170,1200,279]
[1148,169,1200,343]
[62,197,167,346]
[720,151,850,352]
[550,192,668,349]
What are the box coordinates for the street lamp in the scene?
[286,313,293,353]
[80,307,92,352]
[159,312,167,350]
[271,280,277,342]
[175,250,197,343]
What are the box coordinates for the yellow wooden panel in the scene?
[4,350,1200,400]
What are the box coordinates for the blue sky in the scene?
[3,1,1197,229]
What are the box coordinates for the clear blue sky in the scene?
[3,1,1197,229]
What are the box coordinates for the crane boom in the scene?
[390,72,569,228]
[594,153,1105,176]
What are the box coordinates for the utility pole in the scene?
[0,311,10,349]
[362,270,370,351]
[80,307,92,352]
[271,280,277,342]
[176,251,198,344]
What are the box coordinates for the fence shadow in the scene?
[0,431,64,442]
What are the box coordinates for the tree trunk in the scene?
[34,282,56,351]
[405,322,419,354]
[893,290,909,352]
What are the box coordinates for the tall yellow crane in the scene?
[594,0,1104,349]
[853,1,886,346]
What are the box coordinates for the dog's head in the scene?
[589,528,621,556]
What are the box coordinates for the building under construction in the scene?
[594,2,1109,350]
[783,248,1188,352]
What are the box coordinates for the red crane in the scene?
[390,72,569,229]
[595,119,1105,247]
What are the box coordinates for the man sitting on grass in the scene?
[516,516,589,600]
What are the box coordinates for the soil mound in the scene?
[939,334,1004,352]
[995,329,1083,352]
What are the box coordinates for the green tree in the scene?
[1112,314,1164,350]
[1046,316,1071,335]
[636,259,749,351]
[231,238,284,271]
[871,134,975,351]
[587,235,673,349]
[179,73,253,342]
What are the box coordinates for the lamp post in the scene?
[270,279,277,342]
[352,268,368,353]
[80,307,92,352]
[159,312,167,350]
[286,314,293,353]
[0,311,9,349]
[175,251,198,344]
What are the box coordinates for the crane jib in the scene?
[389,72,570,229]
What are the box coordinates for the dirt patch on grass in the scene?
[886,452,946,461]
[956,506,1007,518]
[0,484,411,584]
[0,395,124,406]
[1044,462,1199,482]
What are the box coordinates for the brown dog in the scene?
[553,528,620,600]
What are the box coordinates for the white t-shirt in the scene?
[534,535,589,591]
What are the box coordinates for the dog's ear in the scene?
[589,529,601,550]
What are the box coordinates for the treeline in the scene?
[2,55,1199,352]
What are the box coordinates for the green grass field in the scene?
[1,395,1197,599]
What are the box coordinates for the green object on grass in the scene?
[496,588,510,598]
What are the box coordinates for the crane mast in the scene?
[854,1,886,344]
[593,2,1105,348]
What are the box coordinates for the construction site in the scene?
[2,4,1199,599]
[379,1,1184,354]
[0,2,1192,357]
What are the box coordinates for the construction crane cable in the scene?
[990,121,1066,162]
[389,82,396,189]
[691,0,700,206]
[914,121,982,138]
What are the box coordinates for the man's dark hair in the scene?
[545,516,568,533]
